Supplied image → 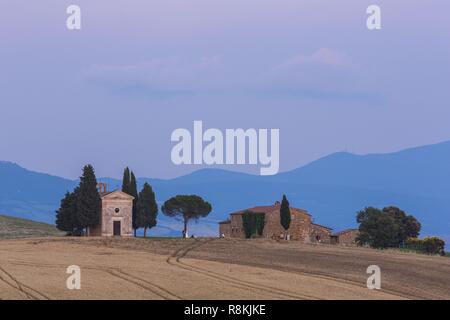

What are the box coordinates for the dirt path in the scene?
[0,237,448,300]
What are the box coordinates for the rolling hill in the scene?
[0,141,449,242]
[0,214,64,239]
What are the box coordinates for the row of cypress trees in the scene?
[121,167,158,237]
[56,165,158,237]
[55,165,101,235]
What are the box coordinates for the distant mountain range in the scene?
[1,141,450,243]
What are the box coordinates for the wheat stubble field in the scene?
[0,237,449,300]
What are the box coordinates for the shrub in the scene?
[405,237,446,255]
[423,237,445,255]
[405,237,425,251]
[242,210,265,239]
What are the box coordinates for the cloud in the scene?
[81,49,379,103]
[82,56,224,96]
[273,48,351,71]
[255,49,384,104]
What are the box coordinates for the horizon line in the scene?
[1,138,450,181]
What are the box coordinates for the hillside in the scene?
[0,214,64,239]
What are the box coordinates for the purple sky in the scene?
[1,0,449,179]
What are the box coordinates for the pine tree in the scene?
[121,167,131,195]
[75,165,101,234]
[280,195,291,236]
[136,183,158,237]
[162,195,212,238]
[130,171,139,236]
[55,191,77,233]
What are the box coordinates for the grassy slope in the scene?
[0,214,64,239]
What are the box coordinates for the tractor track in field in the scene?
[237,240,442,300]
[0,265,50,300]
[2,237,449,300]
[3,260,182,300]
[7,256,423,300]
[101,268,182,300]
[166,238,322,300]
[167,239,437,300]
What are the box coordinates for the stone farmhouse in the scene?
[219,201,358,245]
[89,183,134,237]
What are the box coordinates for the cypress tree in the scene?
[121,167,131,195]
[136,182,158,237]
[130,171,139,236]
[75,165,101,234]
[280,195,291,235]
[55,191,77,233]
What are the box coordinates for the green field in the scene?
[0,214,64,239]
